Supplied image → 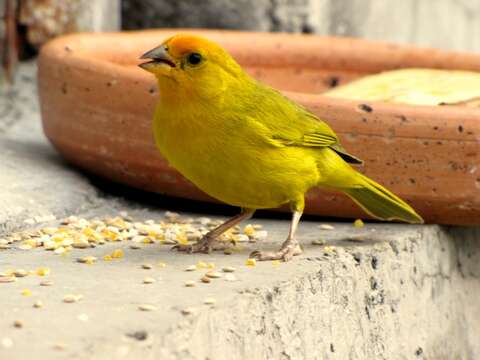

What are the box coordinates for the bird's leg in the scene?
[250,211,303,262]
[173,209,255,254]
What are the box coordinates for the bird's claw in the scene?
[250,243,303,262]
[172,236,234,254]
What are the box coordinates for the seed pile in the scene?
[0,212,267,256]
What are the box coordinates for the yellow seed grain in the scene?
[111,249,124,258]
[354,219,364,228]
[33,300,43,308]
[312,239,326,246]
[272,260,281,266]
[246,258,256,266]
[21,289,32,296]
[143,277,155,284]
[243,224,256,236]
[36,268,50,276]
[196,261,207,269]
[103,255,112,261]
[207,262,215,269]
[203,297,216,305]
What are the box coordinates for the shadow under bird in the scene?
[139,34,423,261]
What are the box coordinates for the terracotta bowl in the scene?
[37,29,480,225]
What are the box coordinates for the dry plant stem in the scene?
[250,211,303,262]
[174,209,255,253]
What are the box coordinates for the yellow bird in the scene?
[139,34,423,261]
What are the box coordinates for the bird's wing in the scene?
[248,87,363,164]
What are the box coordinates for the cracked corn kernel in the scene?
[36,268,50,276]
[354,219,364,228]
[243,224,255,236]
[21,289,32,296]
[111,249,124,259]
[196,261,207,269]
[103,255,112,261]
[246,258,256,266]
[207,262,215,269]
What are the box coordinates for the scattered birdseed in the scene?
[143,277,155,284]
[312,239,326,245]
[0,276,17,283]
[142,264,153,270]
[77,256,97,264]
[223,248,233,255]
[207,262,215,269]
[111,249,124,259]
[13,269,28,278]
[272,260,281,266]
[204,298,216,305]
[1,337,13,348]
[196,261,207,269]
[222,266,236,273]
[246,258,256,266]
[319,224,335,230]
[33,300,43,308]
[36,268,50,276]
[158,262,166,268]
[205,271,222,279]
[234,234,249,243]
[185,265,196,272]
[224,274,237,282]
[103,255,113,261]
[21,289,32,296]
[181,307,195,315]
[138,304,156,312]
[200,276,211,283]
[354,219,365,228]
[63,294,83,303]
[77,314,89,322]
[40,280,54,286]
[323,246,336,254]
[243,224,256,236]
[185,280,196,287]
[13,320,23,328]
[130,244,141,250]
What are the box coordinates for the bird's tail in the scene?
[342,172,423,224]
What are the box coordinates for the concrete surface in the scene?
[122,0,480,52]
[0,63,479,360]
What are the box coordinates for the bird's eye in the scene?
[187,53,203,65]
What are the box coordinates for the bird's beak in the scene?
[139,45,176,73]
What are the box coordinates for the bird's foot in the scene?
[250,240,303,262]
[172,236,232,254]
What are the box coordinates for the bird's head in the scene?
[139,34,247,99]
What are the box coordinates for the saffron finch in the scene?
[139,34,423,261]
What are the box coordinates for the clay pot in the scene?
[37,30,480,225]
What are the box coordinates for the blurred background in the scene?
[2,0,480,80]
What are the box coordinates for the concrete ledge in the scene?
[1,218,478,360]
